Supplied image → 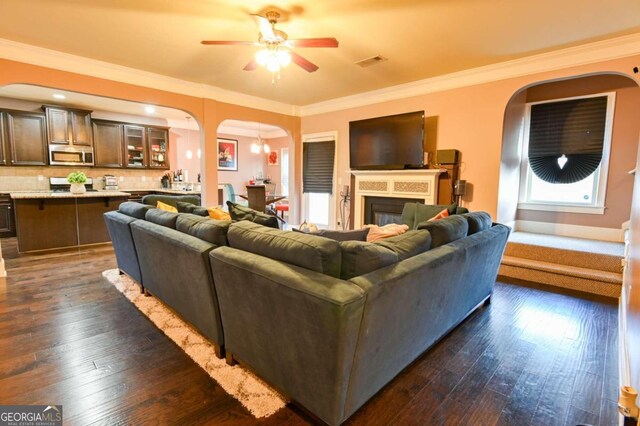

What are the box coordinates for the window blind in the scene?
[528,96,608,184]
[303,140,335,194]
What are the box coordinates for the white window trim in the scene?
[517,92,616,214]
[301,131,338,228]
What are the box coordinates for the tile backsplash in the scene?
[0,166,165,192]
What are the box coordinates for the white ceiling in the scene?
[0,0,639,106]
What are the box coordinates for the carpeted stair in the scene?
[499,232,624,298]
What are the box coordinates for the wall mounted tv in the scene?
[349,110,425,170]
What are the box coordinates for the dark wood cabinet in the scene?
[126,191,154,203]
[44,106,93,146]
[147,127,169,169]
[0,194,16,238]
[124,125,146,168]
[93,120,123,168]
[0,112,7,166]
[5,110,48,166]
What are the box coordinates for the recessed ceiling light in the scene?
[144,105,156,114]
[52,93,66,99]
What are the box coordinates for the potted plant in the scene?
[67,171,88,194]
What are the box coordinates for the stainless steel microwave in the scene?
[49,145,94,166]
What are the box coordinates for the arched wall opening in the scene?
[0,83,203,192]
[214,119,294,215]
[497,72,640,239]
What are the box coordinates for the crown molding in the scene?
[300,32,640,116]
[0,38,298,116]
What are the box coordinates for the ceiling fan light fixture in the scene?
[255,49,270,66]
[277,50,291,67]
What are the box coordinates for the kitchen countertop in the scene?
[119,188,201,195]
[10,190,131,199]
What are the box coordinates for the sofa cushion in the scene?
[462,211,492,235]
[119,201,152,220]
[176,201,209,216]
[374,230,432,261]
[339,241,398,280]
[145,208,179,229]
[417,215,469,248]
[226,201,279,229]
[142,194,201,208]
[401,202,460,229]
[227,221,342,278]
[293,227,370,242]
[176,214,230,246]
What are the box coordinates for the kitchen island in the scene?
[11,191,129,252]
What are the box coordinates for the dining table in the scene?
[238,185,286,212]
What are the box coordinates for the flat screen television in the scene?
[349,111,425,170]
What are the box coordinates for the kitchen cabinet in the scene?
[124,125,146,168]
[0,194,16,238]
[5,110,48,166]
[43,105,93,146]
[93,120,124,168]
[147,127,169,169]
[0,112,7,166]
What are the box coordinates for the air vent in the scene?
[355,55,388,68]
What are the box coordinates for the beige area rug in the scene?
[102,269,286,418]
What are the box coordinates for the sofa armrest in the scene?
[209,246,365,425]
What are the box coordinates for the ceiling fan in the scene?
[201,11,338,76]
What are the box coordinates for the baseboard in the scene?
[619,288,630,393]
[513,220,624,242]
[0,257,5,278]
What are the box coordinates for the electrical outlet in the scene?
[38,175,44,181]
[119,176,124,182]
[142,176,147,182]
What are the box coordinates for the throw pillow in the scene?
[413,203,458,228]
[176,201,201,214]
[429,208,449,221]
[157,200,178,213]
[208,206,231,221]
[226,201,279,229]
[364,223,409,242]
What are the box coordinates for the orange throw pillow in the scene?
[208,206,231,220]
[157,200,177,213]
[364,223,409,242]
[428,208,449,221]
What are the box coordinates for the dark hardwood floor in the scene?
[0,237,618,425]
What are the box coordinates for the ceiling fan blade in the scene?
[250,14,275,41]
[243,60,258,71]
[201,40,255,45]
[287,38,339,48]
[291,52,319,73]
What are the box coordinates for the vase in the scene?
[70,183,86,194]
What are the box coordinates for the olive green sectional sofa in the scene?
[104,201,509,425]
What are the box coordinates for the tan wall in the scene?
[302,56,640,225]
[170,128,201,182]
[263,136,290,195]
[515,75,640,228]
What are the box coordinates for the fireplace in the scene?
[364,196,420,226]
[351,169,446,228]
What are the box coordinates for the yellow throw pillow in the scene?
[208,206,231,221]
[157,200,177,213]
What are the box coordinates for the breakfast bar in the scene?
[11,191,129,252]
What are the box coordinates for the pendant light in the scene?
[250,122,271,154]
[185,117,193,160]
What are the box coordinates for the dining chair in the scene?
[224,184,247,207]
[246,185,266,212]
[264,183,277,195]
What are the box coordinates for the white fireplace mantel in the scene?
[351,169,446,227]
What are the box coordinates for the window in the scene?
[519,93,615,214]
[302,134,336,227]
